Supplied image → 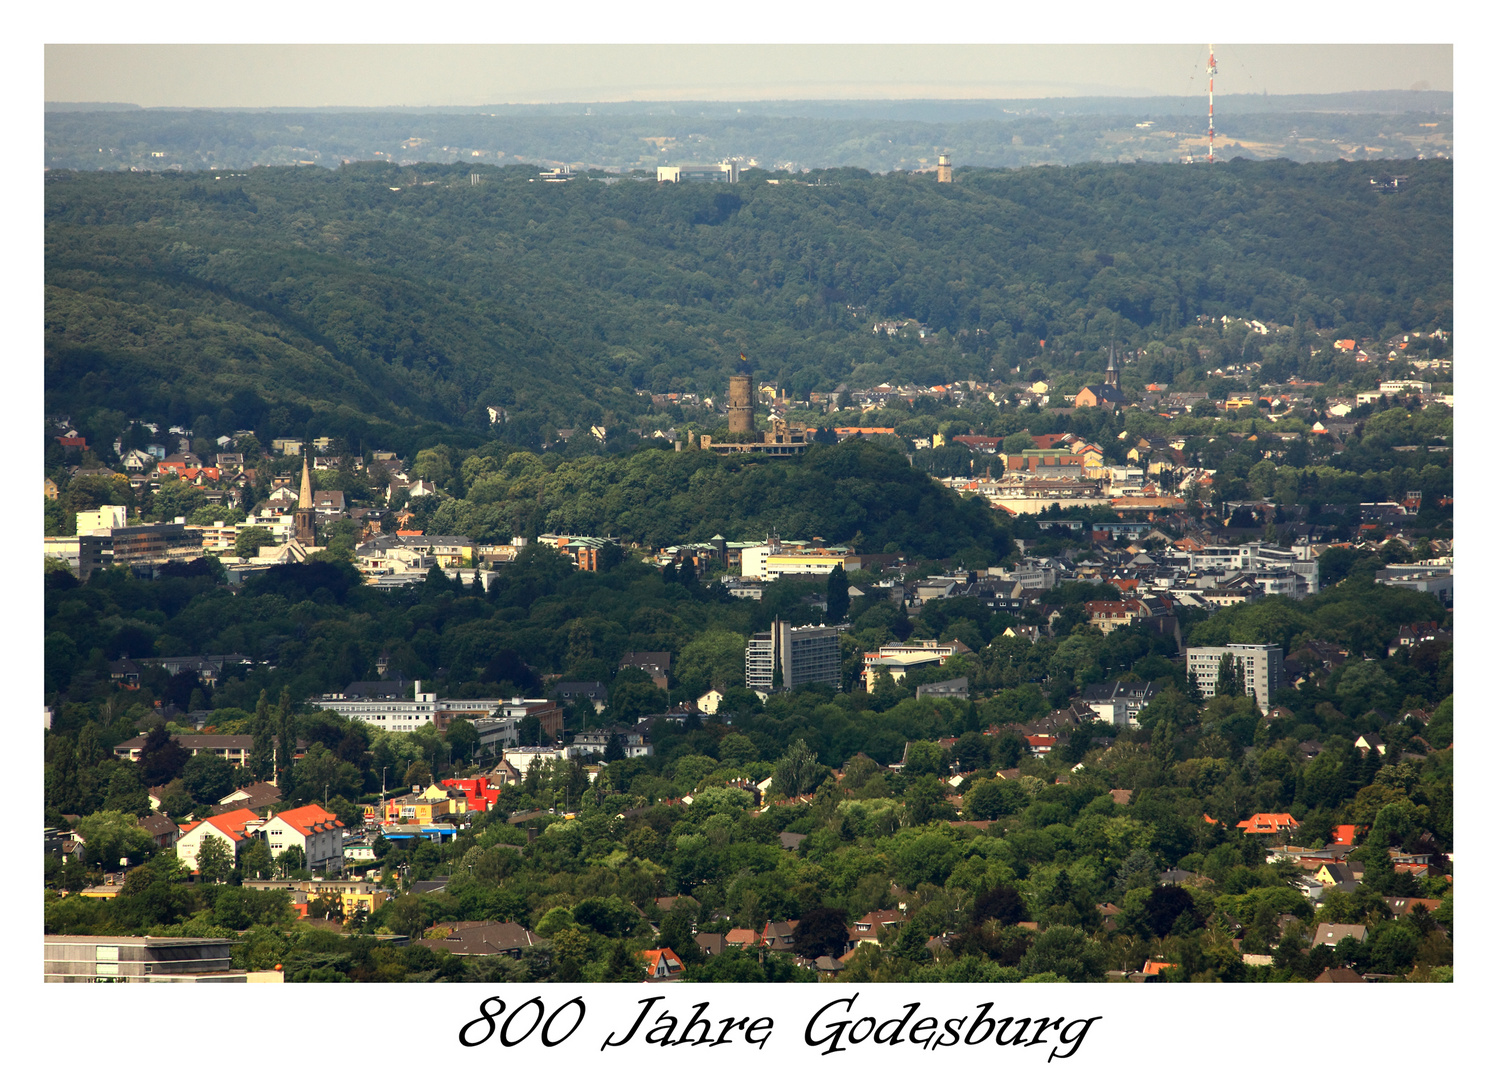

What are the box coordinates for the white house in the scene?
[258,804,344,875]
[176,808,259,873]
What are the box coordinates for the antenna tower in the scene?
[1206,44,1218,162]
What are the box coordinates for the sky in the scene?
[44,44,1453,109]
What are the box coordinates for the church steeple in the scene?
[298,453,314,509]
[294,453,316,545]
[1105,343,1120,391]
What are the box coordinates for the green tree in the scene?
[75,810,154,870]
[235,526,275,559]
[771,739,824,798]
[826,563,851,624]
[240,839,274,881]
[181,752,236,805]
[196,834,234,883]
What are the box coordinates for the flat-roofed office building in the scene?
[45,936,246,982]
[746,619,843,691]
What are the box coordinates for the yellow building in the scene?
[764,552,862,579]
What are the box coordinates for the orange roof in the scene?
[1142,961,1176,976]
[271,804,344,837]
[187,806,260,843]
[1236,813,1300,834]
[643,947,683,975]
[1331,825,1358,846]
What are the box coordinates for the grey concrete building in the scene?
[45,935,245,982]
[746,619,843,691]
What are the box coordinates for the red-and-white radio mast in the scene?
[1206,44,1218,162]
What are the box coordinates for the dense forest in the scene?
[45,157,1451,451]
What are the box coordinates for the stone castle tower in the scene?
[727,373,755,434]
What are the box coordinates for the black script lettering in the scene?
[460,996,505,1047]
[875,1001,921,1045]
[601,996,664,1050]
[804,994,859,1056]
[1049,1016,1102,1062]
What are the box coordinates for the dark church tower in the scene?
[1105,344,1120,391]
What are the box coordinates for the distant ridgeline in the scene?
[44,91,1452,172]
[45,155,1450,449]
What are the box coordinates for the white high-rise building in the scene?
[1185,644,1284,713]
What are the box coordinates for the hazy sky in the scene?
[45,44,1453,109]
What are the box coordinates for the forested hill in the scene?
[45,158,1450,443]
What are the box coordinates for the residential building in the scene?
[643,947,685,979]
[240,879,390,921]
[916,677,969,699]
[619,651,671,690]
[218,782,282,813]
[1185,643,1285,713]
[1081,680,1160,727]
[176,808,260,873]
[259,804,344,875]
[746,620,843,691]
[418,921,549,959]
[115,732,295,770]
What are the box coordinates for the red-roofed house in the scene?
[261,804,345,875]
[1083,599,1147,633]
[1236,813,1301,835]
[643,947,684,980]
[1331,824,1359,847]
[1026,734,1056,755]
[725,928,761,949]
[1141,960,1176,978]
[177,807,260,872]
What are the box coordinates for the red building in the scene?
[439,776,503,815]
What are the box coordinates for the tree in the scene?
[240,839,274,881]
[75,810,154,870]
[196,834,234,883]
[274,688,297,792]
[826,563,851,624]
[1018,925,1108,981]
[973,883,1028,927]
[1214,653,1242,698]
[250,689,275,781]
[904,777,953,825]
[276,845,306,878]
[181,752,236,805]
[235,526,275,559]
[603,941,644,982]
[137,723,189,787]
[446,718,478,764]
[770,739,823,798]
[792,906,853,959]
